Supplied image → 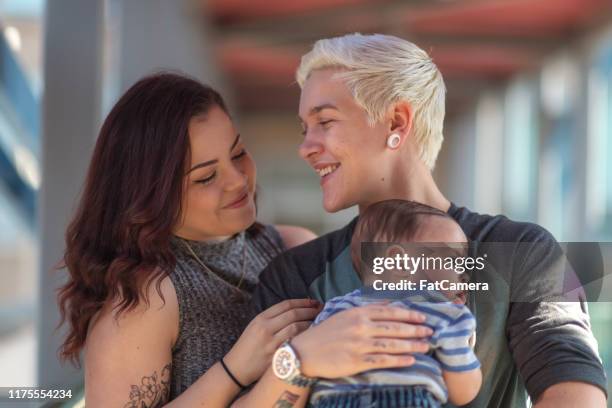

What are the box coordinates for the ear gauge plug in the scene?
[386,133,401,149]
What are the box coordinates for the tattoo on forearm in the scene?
[273,390,299,408]
[123,362,172,408]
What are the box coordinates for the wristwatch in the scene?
[272,340,317,387]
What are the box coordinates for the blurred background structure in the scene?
[0,0,611,405]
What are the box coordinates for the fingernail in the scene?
[420,327,433,336]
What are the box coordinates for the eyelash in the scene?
[195,149,247,185]
[233,149,247,160]
[301,120,334,136]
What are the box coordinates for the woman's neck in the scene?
[359,159,450,214]
[173,230,233,243]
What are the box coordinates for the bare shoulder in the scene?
[87,273,179,342]
[275,224,317,249]
[85,274,179,407]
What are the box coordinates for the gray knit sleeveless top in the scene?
[167,224,285,400]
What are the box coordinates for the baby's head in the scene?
[351,199,469,302]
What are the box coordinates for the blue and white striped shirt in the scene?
[309,288,480,404]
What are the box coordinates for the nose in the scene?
[224,161,248,192]
[298,131,324,161]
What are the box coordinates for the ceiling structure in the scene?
[205,0,612,115]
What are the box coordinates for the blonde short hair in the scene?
[296,33,446,170]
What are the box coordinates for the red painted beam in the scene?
[209,0,372,22]
[218,43,302,86]
[218,41,537,84]
[430,45,538,78]
[403,0,609,37]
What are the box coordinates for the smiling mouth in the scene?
[223,191,249,209]
[316,164,341,178]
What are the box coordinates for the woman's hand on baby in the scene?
[224,298,322,385]
[291,303,432,379]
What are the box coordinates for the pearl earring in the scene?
[386,133,401,149]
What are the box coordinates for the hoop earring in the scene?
[386,133,401,149]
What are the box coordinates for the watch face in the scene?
[273,347,295,379]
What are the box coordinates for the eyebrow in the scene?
[298,103,339,122]
[187,133,241,174]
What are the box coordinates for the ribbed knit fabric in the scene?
[167,224,284,400]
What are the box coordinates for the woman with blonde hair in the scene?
[253,33,606,408]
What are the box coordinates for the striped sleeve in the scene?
[431,305,480,372]
[313,292,362,325]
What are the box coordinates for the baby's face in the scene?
[410,216,469,303]
[371,216,468,303]
[357,215,471,303]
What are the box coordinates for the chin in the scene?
[239,205,257,228]
[322,194,351,213]
[226,205,256,233]
[225,218,254,237]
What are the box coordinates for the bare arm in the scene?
[85,276,242,407]
[275,225,317,249]
[443,368,482,406]
[179,298,322,406]
[233,304,432,407]
[533,382,606,408]
[232,369,310,408]
[86,277,321,407]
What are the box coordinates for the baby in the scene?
[308,199,482,408]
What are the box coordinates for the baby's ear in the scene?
[385,244,405,258]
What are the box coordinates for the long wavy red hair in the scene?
[56,73,229,367]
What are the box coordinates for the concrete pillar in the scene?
[110,0,226,99]
[38,0,104,389]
